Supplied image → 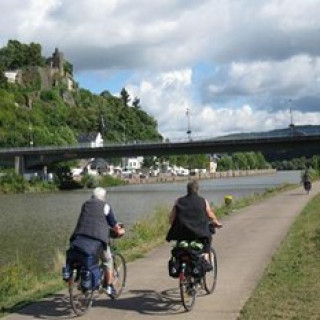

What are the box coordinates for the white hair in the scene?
[92,187,106,201]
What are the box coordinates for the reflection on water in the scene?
[0,171,300,269]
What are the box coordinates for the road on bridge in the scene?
[4,182,319,320]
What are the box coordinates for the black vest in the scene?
[70,198,109,246]
[166,193,211,241]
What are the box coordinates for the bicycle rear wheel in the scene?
[69,269,94,316]
[203,247,218,294]
[179,273,196,311]
[112,252,127,298]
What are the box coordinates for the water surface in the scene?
[0,171,300,269]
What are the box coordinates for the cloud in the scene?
[0,0,320,138]
[202,55,320,112]
[125,69,320,139]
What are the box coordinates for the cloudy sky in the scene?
[1,0,320,139]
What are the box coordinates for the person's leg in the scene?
[100,247,114,288]
[201,237,213,271]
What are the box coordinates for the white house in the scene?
[4,71,19,83]
[123,156,144,171]
[77,132,103,147]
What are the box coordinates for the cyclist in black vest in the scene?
[70,187,125,297]
[166,180,222,264]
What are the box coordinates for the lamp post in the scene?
[288,99,295,136]
[186,108,192,141]
[28,123,34,147]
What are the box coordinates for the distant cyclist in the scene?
[70,187,125,297]
[166,180,222,267]
[301,168,312,194]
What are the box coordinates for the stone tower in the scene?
[52,48,64,76]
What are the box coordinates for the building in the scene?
[77,132,104,147]
[4,70,22,84]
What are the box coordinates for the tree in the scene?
[232,153,248,169]
[120,87,130,107]
[256,152,268,169]
[217,155,233,171]
[27,42,45,66]
[0,66,8,88]
[245,152,258,169]
[132,96,141,108]
[100,90,112,99]
[64,60,73,75]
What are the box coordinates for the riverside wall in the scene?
[124,169,277,184]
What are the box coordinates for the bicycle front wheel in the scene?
[112,252,127,298]
[69,269,94,316]
[203,247,218,294]
[179,273,196,311]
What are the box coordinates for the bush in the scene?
[0,171,28,193]
[99,174,124,187]
[81,174,98,188]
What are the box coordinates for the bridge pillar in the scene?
[42,165,48,181]
[14,156,25,175]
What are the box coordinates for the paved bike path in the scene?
[5,182,319,320]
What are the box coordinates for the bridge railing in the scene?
[0,129,320,154]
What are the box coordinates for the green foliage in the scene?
[81,173,98,188]
[168,154,209,169]
[0,66,8,88]
[0,40,45,70]
[272,155,320,172]
[217,152,269,171]
[0,40,162,152]
[217,155,233,171]
[63,60,73,75]
[0,170,58,194]
[0,171,28,193]
[120,87,130,106]
[98,174,125,187]
[40,90,57,101]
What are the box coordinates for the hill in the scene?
[0,40,162,149]
[214,125,320,140]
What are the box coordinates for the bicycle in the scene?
[303,180,312,195]
[169,224,218,312]
[64,229,126,316]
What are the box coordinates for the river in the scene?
[0,171,301,270]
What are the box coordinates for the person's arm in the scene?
[104,204,125,235]
[205,199,222,227]
[169,202,177,225]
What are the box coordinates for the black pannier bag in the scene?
[168,247,206,278]
[168,256,180,278]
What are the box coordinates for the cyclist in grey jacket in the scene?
[71,187,124,297]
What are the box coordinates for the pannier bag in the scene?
[80,264,100,290]
[168,256,180,278]
[64,245,101,290]
[168,241,206,278]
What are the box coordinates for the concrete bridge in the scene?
[0,133,320,174]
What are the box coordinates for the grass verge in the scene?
[0,183,299,317]
[239,193,320,319]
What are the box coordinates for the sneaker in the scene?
[105,284,116,299]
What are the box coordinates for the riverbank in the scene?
[239,192,320,319]
[124,168,277,184]
[0,181,295,317]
